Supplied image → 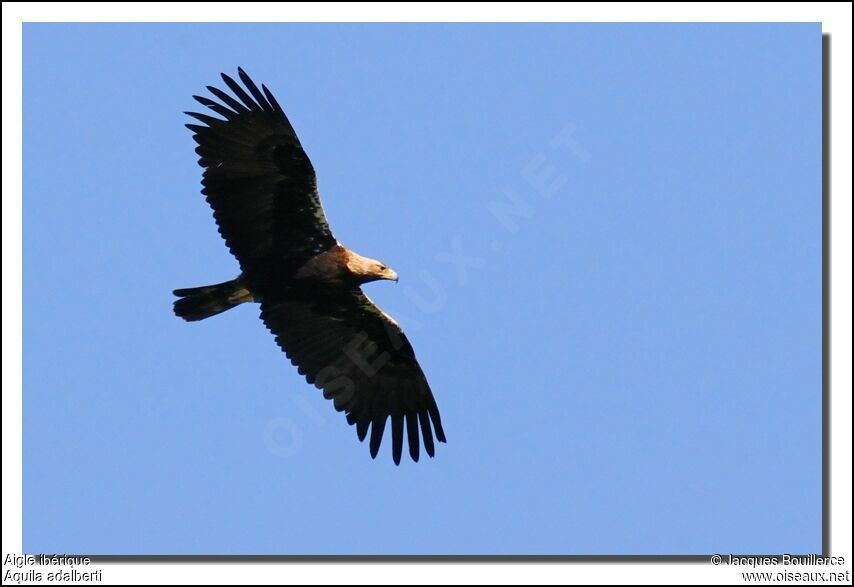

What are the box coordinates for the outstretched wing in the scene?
[259,290,446,464]
[186,68,337,268]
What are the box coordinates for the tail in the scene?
[172,278,254,321]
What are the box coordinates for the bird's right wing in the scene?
[186,69,337,268]
[259,289,446,464]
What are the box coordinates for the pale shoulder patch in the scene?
[360,292,401,329]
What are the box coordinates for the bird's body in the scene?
[174,69,445,464]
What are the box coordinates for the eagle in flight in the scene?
[173,68,445,464]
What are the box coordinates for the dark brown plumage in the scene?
[173,68,445,464]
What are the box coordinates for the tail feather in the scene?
[172,278,253,321]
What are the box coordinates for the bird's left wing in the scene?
[186,68,337,268]
[259,290,446,464]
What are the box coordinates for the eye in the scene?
[379,265,387,271]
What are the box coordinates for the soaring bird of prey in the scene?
[173,68,445,464]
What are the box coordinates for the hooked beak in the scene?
[387,269,399,283]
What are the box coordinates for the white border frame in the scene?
[3,3,851,584]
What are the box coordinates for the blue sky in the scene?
[23,23,822,555]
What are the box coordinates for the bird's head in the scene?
[346,251,399,284]
[375,262,399,283]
